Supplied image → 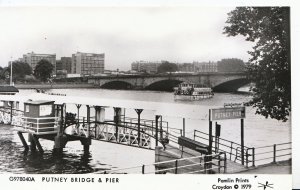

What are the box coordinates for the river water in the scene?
[0,89,291,174]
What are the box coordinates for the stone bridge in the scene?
[88,72,249,92]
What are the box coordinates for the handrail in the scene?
[98,152,227,174]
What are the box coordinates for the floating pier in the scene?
[0,93,292,174]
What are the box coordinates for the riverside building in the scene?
[71,52,105,76]
[131,61,161,74]
[21,52,56,71]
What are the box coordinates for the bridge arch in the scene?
[213,78,250,92]
[100,80,133,90]
[145,79,184,91]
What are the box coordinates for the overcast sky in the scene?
[0,6,254,70]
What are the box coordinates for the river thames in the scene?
[0,88,291,174]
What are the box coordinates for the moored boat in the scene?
[173,82,213,100]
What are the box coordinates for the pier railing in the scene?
[193,130,291,167]
[15,116,59,135]
[98,152,227,174]
[194,129,251,165]
[248,142,292,167]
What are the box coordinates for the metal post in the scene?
[76,104,81,122]
[246,149,249,168]
[142,165,145,174]
[204,155,207,174]
[114,107,121,142]
[224,153,227,173]
[86,105,90,137]
[182,118,185,137]
[230,142,233,160]
[218,154,221,173]
[160,116,163,139]
[175,160,178,174]
[10,57,13,86]
[135,109,143,146]
[59,104,65,135]
[241,118,245,165]
[155,115,160,146]
[252,148,255,167]
[9,101,13,124]
[208,109,213,173]
[215,122,217,153]
[273,144,276,163]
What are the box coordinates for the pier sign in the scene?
[211,107,245,120]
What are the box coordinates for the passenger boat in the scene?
[173,82,214,100]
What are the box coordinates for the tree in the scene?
[224,7,290,121]
[157,61,178,73]
[10,61,32,81]
[217,58,246,72]
[34,59,54,82]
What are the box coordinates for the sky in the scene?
[0,6,255,70]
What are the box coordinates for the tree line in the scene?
[0,59,54,82]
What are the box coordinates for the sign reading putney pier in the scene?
[211,107,245,120]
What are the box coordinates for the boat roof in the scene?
[0,93,205,120]
[0,86,19,93]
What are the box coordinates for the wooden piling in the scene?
[17,132,29,151]
[32,135,44,153]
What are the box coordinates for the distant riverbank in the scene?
[15,83,97,89]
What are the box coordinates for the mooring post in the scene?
[54,103,67,155]
[135,109,143,146]
[155,115,160,146]
[28,134,36,152]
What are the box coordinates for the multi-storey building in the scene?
[22,52,56,72]
[193,61,218,72]
[56,57,72,74]
[71,52,105,76]
[131,61,161,74]
[177,63,195,72]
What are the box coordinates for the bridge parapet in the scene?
[88,72,248,91]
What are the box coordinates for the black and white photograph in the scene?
[0,0,297,189]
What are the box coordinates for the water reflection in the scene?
[0,125,110,174]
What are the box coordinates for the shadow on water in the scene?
[0,125,110,174]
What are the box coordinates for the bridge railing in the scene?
[98,152,227,174]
